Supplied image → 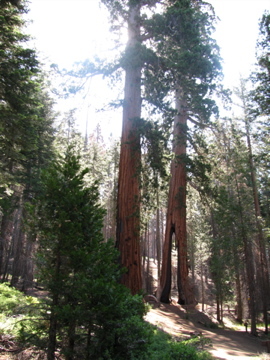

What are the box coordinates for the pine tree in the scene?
[251,11,270,117]
[207,118,258,334]
[34,147,150,360]
[236,79,270,333]
[0,1,55,285]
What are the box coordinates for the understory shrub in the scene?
[22,148,214,360]
[146,329,213,360]
[0,283,38,315]
[0,283,45,346]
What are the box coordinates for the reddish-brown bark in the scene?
[116,3,142,295]
[160,89,195,305]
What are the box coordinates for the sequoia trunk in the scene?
[116,2,142,295]
[160,88,195,305]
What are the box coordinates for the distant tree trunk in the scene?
[0,213,13,280]
[221,298,223,323]
[200,259,205,312]
[216,294,221,323]
[22,234,35,291]
[245,122,269,334]
[231,228,243,323]
[238,79,269,333]
[235,174,257,335]
[67,320,76,360]
[189,232,195,284]
[146,225,151,294]
[47,250,61,360]
[11,205,24,287]
[47,296,58,360]
[160,88,195,305]
[156,191,161,279]
[235,267,243,323]
[142,227,147,274]
[115,2,142,295]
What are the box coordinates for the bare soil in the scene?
[145,300,270,360]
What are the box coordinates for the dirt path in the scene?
[200,327,263,359]
[144,302,269,359]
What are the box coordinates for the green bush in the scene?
[0,282,213,360]
[31,149,156,360]
[0,283,39,315]
[0,283,46,347]
[28,149,214,360]
[146,328,213,360]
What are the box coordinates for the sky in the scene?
[25,0,270,136]
[210,0,269,87]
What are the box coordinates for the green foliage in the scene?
[0,283,46,348]
[0,0,55,216]
[251,11,270,116]
[0,283,38,315]
[0,283,214,359]
[32,147,153,359]
[144,0,222,121]
[146,329,213,360]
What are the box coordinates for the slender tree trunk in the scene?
[86,326,92,359]
[11,206,24,287]
[200,259,205,312]
[146,225,151,293]
[116,2,142,295]
[245,123,269,334]
[142,228,147,276]
[216,294,221,323]
[156,191,161,279]
[235,175,257,335]
[221,298,223,323]
[0,213,13,280]
[239,80,269,333]
[47,297,58,360]
[235,267,243,323]
[22,236,34,292]
[160,88,195,305]
[231,227,243,323]
[189,232,195,285]
[67,321,76,360]
[47,250,61,360]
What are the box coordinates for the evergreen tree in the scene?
[0,0,55,286]
[207,118,258,334]
[100,0,164,295]
[34,148,150,360]
[236,79,269,334]
[251,11,270,117]
[147,0,222,304]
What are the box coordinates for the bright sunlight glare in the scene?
[25,0,270,137]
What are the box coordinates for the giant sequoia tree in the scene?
[100,0,222,298]
[101,0,161,295]
[148,0,222,304]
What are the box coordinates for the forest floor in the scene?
[0,289,269,359]
[143,257,270,359]
[144,298,270,360]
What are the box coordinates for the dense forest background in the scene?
[0,0,270,357]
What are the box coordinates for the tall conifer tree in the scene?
[101,0,160,294]
[146,0,222,304]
